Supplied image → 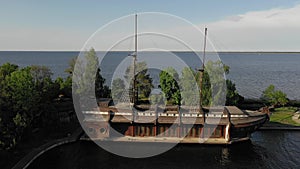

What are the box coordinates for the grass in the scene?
[269,107,300,126]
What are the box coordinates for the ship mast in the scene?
[132,14,138,106]
[198,28,207,111]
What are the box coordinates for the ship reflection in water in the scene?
[27,131,300,169]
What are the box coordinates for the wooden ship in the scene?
[82,15,270,144]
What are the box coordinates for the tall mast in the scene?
[199,28,207,111]
[202,28,207,70]
[132,14,138,105]
[135,14,137,58]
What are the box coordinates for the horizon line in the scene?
[1,50,300,53]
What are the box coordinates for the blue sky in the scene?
[1,0,300,51]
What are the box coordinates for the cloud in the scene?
[202,4,300,51]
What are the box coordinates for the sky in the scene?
[0,0,300,51]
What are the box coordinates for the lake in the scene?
[1,51,300,100]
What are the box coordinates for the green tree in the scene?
[0,63,61,149]
[124,61,153,99]
[180,67,199,106]
[30,65,59,102]
[6,68,39,121]
[0,63,18,78]
[225,79,241,106]
[30,65,53,82]
[111,78,126,100]
[65,57,77,75]
[73,48,111,99]
[96,68,111,98]
[149,89,165,105]
[53,57,78,98]
[195,69,211,106]
[194,61,240,106]
[0,63,20,149]
[261,84,288,106]
[0,63,19,108]
[55,76,72,97]
[159,67,181,105]
[0,67,39,149]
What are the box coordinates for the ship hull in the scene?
[82,106,269,145]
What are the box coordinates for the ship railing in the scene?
[114,112,132,116]
[83,111,109,115]
[137,112,156,116]
[182,113,203,117]
[158,113,179,117]
[230,115,249,118]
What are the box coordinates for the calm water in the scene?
[1,51,300,99]
[27,131,300,169]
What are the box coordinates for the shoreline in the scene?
[259,126,300,130]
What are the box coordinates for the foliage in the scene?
[0,66,38,149]
[225,79,241,106]
[64,57,77,75]
[73,48,111,99]
[194,69,211,106]
[53,57,78,98]
[0,63,61,149]
[124,61,153,99]
[149,89,165,105]
[180,67,199,106]
[149,94,163,105]
[204,61,227,106]
[184,61,240,106]
[0,63,18,78]
[111,78,125,100]
[30,65,53,82]
[261,84,289,106]
[159,67,181,105]
[55,76,72,97]
[0,52,114,149]
[30,65,60,102]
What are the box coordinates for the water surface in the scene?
[1,51,300,99]
[27,131,300,169]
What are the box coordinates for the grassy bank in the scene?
[267,107,300,127]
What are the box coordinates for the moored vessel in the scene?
[82,14,270,144]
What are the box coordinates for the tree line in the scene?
[0,48,110,149]
[112,60,243,107]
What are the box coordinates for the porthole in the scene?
[88,127,94,133]
[100,127,106,134]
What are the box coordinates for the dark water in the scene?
[1,51,300,99]
[0,51,78,79]
[27,131,300,169]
